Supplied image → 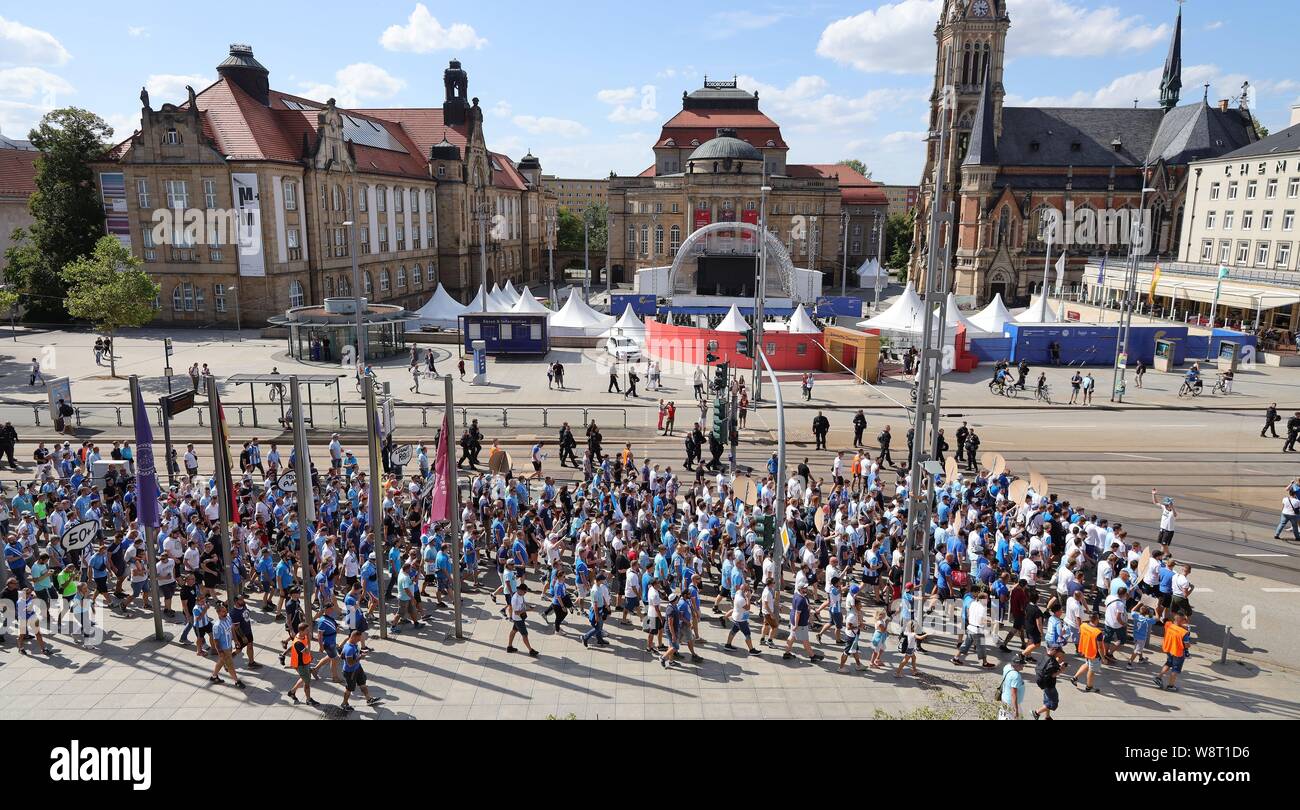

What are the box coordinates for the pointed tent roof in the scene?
[787,303,820,334]
[716,305,750,332]
[601,304,647,338]
[968,293,1014,333]
[858,283,926,331]
[501,279,521,305]
[963,69,998,167]
[486,284,514,311]
[414,283,469,325]
[550,289,615,330]
[940,292,980,332]
[510,286,554,315]
[463,285,488,313]
[1014,295,1062,324]
[855,257,889,289]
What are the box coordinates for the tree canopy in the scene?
[836,159,872,179]
[61,235,160,376]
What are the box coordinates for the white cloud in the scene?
[491,100,512,118]
[300,63,405,107]
[0,16,71,66]
[881,130,928,146]
[1008,63,1240,109]
[0,66,73,100]
[144,74,211,104]
[104,112,141,141]
[1008,0,1168,59]
[1204,21,1224,31]
[532,132,649,177]
[656,66,697,81]
[816,0,941,74]
[738,74,925,129]
[0,99,45,139]
[511,115,588,138]
[598,85,658,124]
[380,3,486,53]
[818,0,1170,74]
[127,25,150,38]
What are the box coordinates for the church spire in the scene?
[1159,5,1183,111]
[963,68,997,167]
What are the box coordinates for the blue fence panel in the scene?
[967,337,1012,362]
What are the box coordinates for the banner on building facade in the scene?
[99,172,131,248]
[231,173,266,277]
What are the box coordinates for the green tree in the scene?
[582,201,609,251]
[885,210,915,271]
[61,235,160,377]
[837,159,872,179]
[5,108,114,321]
[556,207,585,251]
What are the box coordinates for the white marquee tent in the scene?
[413,283,470,328]
[855,258,890,291]
[857,283,926,332]
[716,305,751,332]
[550,289,616,336]
[600,305,647,339]
[1014,295,1062,324]
[941,292,984,334]
[500,279,521,306]
[510,286,554,316]
[968,294,1014,334]
[786,303,821,334]
[487,284,514,312]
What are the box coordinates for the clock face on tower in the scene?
[972,0,990,16]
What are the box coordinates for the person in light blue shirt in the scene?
[1000,656,1027,719]
[208,603,244,688]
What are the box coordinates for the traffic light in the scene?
[711,397,727,441]
[714,362,729,392]
[739,328,755,359]
[756,514,776,551]
[706,351,719,364]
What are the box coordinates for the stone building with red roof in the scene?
[0,140,39,280]
[93,46,555,327]
[606,78,887,287]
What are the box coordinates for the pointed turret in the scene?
[1159,7,1183,111]
[963,69,998,166]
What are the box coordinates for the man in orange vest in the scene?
[1154,611,1191,692]
[1071,612,1104,693]
[285,623,319,706]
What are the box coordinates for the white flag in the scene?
[1053,253,1067,294]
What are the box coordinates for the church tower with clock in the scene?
[910,0,1010,286]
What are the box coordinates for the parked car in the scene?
[605,335,641,362]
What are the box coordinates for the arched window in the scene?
[363,272,373,295]
[397,266,407,288]
[289,280,305,307]
[412,263,423,286]
[997,206,1012,246]
[172,286,183,311]
[325,276,335,297]
[358,185,368,213]
[425,190,434,212]
[164,128,181,145]
[332,185,342,210]
[654,225,664,255]
[338,275,350,296]
[379,270,390,292]
[669,225,681,254]
[394,187,404,213]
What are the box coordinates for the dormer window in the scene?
[1111,138,1123,152]
[1070,142,1082,152]
[690,139,699,147]
[665,138,675,147]
[1029,141,1040,152]
[164,128,181,145]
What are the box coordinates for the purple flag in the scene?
[132,385,160,528]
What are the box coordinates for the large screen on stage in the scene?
[696,255,756,297]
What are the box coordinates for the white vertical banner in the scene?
[231,172,266,277]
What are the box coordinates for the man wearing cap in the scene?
[506,583,539,657]
[582,573,611,648]
[999,653,1027,720]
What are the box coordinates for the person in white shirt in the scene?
[1151,489,1177,554]
[724,582,759,654]
[505,583,538,656]
[1020,553,1039,587]
[1170,563,1195,616]
[952,589,994,667]
[1274,490,1300,541]
[644,582,664,653]
[759,578,778,648]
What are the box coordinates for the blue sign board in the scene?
[611,294,657,317]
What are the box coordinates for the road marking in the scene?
[1261,588,1300,593]
[1236,553,1290,558]
[1193,587,1213,593]
[1241,468,1273,474]
[1105,452,1162,461]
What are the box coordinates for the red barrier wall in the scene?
[646,320,826,371]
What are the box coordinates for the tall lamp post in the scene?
[840,210,850,297]
[228,285,243,342]
[751,183,771,401]
[475,200,490,312]
[1110,169,1156,403]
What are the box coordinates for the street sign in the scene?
[161,390,195,416]
[61,520,98,552]
[389,444,414,467]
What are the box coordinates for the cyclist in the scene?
[1035,372,1050,402]
[1217,368,1234,394]
[1181,363,1202,396]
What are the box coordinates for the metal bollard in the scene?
[237,409,245,427]
[582,408,589,427]
[198,409,205,427]
[542,408,548,428]
[502,408,508,428]
[1220,626,1232,664]
[115,407,123,427]
[32,404,40,427]
[74,408,83,427]
[422,408,428,428]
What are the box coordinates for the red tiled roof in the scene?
[657,109,786,149]
[0,147,39,196]
[638,164,656,177]
[351,107,470,157]
[791,163,888,206]
[488,152,528,191]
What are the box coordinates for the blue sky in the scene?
[2,1,1296,184]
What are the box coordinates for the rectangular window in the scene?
[183,283,194,311]
[1289,178,1300,198]
[851,241,861,253]
[1266,179,1278,199]
[1205,210,1216,229]
[142,227,156,261]
[1277,242,1292,269]
[1223,211,1234,230]
[1247,180,1258,200]
[1256,241,1270,266]
[165,180,188,209]
[530,323,541,341]
[396,224,405,251]
[136,178,150,208]
[203,178,217,208]
[1227,181,1239,200]
[194,286,205,311]
[1200,239,1213,262]
[1209,182,1220,200]
[468,323,481,340]
[377,189,387,213]
[284,181,298,211]
[1284,210,1296,231]
[358,186,368,212]
[394,189,403,213]
[360,228,370,254]
[1218,240,1231,263]
[214,285,226,313]
[379,225,389,253]
[1263,210,1274,230]
[287,227,301,260]
[1236,240,1249,264]
[500,323,512,340]
[1242,210,1254,230]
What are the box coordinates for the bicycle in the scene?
[1035,384,1053,404]
[267,382,286,403]
[1210,376,1230,396]
[1177,379,1203,398]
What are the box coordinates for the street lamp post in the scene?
[840,210,850,297]
[342,219,365,365]
[228,285,242,342]
[751,183,771,401]
[605,208,614,302]
[476,201,490,312]
[583,214,591,304]
[1110,169,1156,403]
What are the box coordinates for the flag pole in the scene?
[129,374,166,641]
[205,374,238,603]
[444,374,463,639]
[364,374,387,639]
[289,377,314,637]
